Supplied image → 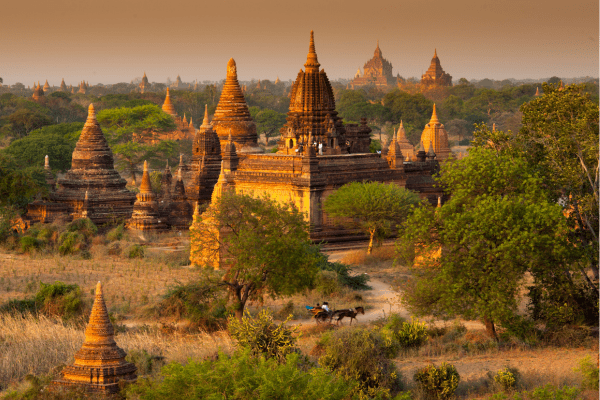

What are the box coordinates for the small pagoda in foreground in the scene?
[51,282,137,395]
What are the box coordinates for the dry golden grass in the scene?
[0,313,234,391]
[0,246,198,317]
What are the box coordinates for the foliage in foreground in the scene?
[127,350,358,400]
[318,327,403,399]
[486,384,581,400]
[573,355,599,391]
[413,363,460,400]
[228,309,298,363]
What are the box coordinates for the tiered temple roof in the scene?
[51,282,136,394]
[277,31,347,155]
[185,105,222,205]
[48,104,136,224]
[168,168,193,230]
[43,80,50,92]
[32,82,44,100]
[211,58,262,153]
[351,41,394,88]
[420,104,450,161]
[420,49,452,87]
[60,78,67,92]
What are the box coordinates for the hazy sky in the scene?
[1,0,598,85]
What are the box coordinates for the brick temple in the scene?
[351,41,396,88]
[420,49,452,87]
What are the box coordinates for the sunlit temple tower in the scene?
[59,78,67,92]
[420,104,451,161]
[211,58,263,153]
[351,41,395,88]
[420,49,452,87]
[31,82,44,101]
[51,282,137,394]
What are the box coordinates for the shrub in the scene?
[106,224,125,242]
[58,231,85,255]
[321,260,371,290]
[19,236,41,253]
[157,277,227,331]
[35,281,84,320]
[492,367,520,391]
[127,350,356,400]
[126,349,166,376]
[66,218,97,241]
[128,244,145,259]
[318,327,402,398]
[414,362,460,400]
[394,317,429,348]
[574,355,599,390]
[315,270,343,296]
[228,309,298,363]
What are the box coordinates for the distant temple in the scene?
[351,41,395,88]
[420,49,452,87]
[31,82,44,101]
[139,72,150,93]
[51,282,137,394]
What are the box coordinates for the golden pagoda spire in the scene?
[227,58,238,79]
[202,104,209,126]
[162,87,176,116]
[139,160,152,193]
[45,155,50,170]
[86,103,97,124]
[304,30,320,72]
[430,104,440,124]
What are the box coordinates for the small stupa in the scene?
[161,87,177,117]
[127,160,167,231]
[168,168,193,231]
[51,282,137,394]
[420,104,451,161]
[395,121,415,160]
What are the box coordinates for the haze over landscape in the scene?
[2,0,598,84]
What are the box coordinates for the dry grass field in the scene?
[0,242,598,399]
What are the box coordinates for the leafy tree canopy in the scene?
[97,104,177,144]
[0,153,48,209]
[324,181,421,254]
[190,192,321,319]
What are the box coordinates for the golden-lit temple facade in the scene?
[351,41,395,88]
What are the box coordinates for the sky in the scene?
[1,0,598,85]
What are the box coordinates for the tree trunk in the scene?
[483,317,499,342]
[367,229,375,254]
[131,169,137,186]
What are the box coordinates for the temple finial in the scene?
[304,30,320,71]
[434,48,437,58]
[430,104,440,124]
[202,104,209,125]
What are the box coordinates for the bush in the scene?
[228,309,298,363]
[315,270,343,296]
[492,367,520,391]
[66,218,97,241]
[157,277,227,331]
[126,349,166,376]
[391,316,429,348]
[322,260,371,290]
[58,231,85,255]
[414,362,460,400]
[19,236,41,253]
[127,350,357,400]
[106,224,125,242]
[35,281,84,320]
[128,244,145,259]
[318,327,403,398]
[574,355,599,390]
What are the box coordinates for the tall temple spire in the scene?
[139,160,152,193]
[434,48,437,58]
[430,104,440,124]
[162,87,176,116]
[304,30,320,72]
[201,104,210,127]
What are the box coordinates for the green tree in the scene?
[400,148,581,339]
[97,104,176,143]
[253,108,287,143]
[4,108,52,137]
[0,153,48,209]
[323,182,421,254]
[112,140,177,185]
[190,192,320,320]
[519,83,599,281]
